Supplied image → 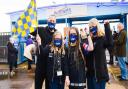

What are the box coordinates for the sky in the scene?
[0,0,124,32]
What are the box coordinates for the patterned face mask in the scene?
[48,22,55,30]
[69,33,78,43]
[90,26,97,37]
[54,39,62,48]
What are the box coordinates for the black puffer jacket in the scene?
[86,23,113,82]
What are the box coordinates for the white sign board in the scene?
[39,5,87,19]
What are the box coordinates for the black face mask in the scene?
[54,39,62,48]
[90,26,97,37]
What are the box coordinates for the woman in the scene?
[65,27,93,89]
[86,18,113,89]
[7,37,18,76]
[36,31,68,89]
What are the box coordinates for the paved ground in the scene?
[0,64,34,89]
[0,63,128,89]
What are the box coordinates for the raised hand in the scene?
[36,34,41,45]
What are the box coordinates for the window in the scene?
[56,23,67,36]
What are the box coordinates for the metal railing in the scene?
[0,46,8,63]
[0,32,11,46]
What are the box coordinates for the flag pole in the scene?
[34,0,40,54]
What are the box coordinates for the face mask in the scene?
[48,22,55,30]
[54,39,62,47]
[90,26,97,37]
[69,34,78,43]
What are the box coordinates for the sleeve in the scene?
[80,41,89,55]
[39,45,49,56]
[30,27,38,36]
[83,43,89,51]
[64,47,69,76]
[114,31,126,46]
[15,48,18,54]
[104,22,113,48]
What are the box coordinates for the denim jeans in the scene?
[87,77,106,89]
[49,78,64,89]
[117,57,128,79]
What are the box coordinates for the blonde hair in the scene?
[89,18,105,37]
[51,31,65,55]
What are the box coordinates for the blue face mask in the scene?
[54,39,62,47]
[69,34,78,43]
[48,22,55,30]
[90,26,97,37]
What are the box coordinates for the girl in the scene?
[65,27,93,89]
[36,31,68,89]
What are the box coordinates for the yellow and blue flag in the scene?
[12,0,37,37]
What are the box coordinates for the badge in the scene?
[48,53,53,58]
[57,70,62,76]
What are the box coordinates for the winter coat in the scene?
[114,29,127,57]
[86,23,113,82]
[7,42,18,63]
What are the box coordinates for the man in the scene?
[31,15,57,89]
[115,23,128,80]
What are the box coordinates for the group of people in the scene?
[30,15,116,89]
[107,22,128,81]
[114,23,127,81]
[107,30,118,65]
[7,15,127,89]
[7,35,35,75]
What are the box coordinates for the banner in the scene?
[12,0,37,37]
